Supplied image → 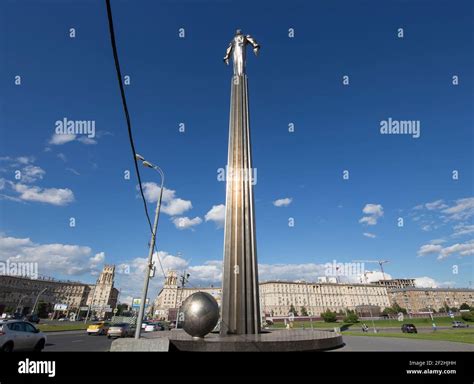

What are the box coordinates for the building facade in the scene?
[374,278,416,290]
[152,271,221,320]
[0,265,119,317]
[388,287,474,313]
[260,280,390,317]
[86,265,119,318]
[152,271,391,319]
[0,275,90,315]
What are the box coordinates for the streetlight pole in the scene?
[16,295,28,315]
[84,284,97,324]
[175,271,189,330]
[31,288,47,315]
[135,154,165,339]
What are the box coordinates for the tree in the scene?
[343,310,359,324]
[116,303,129,316]
[37,302,50,318]
[461,311,473,322]
[392,303,407,314]
[289,304,298,317]
[460,303,470,310]
[300,306,309,316]
[321,309,337,323]
[382,307,395,316]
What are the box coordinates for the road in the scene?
[42,330,474,352]
[331,335,474,351]
[44,331,113,352]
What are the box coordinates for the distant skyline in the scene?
[1,0,473,304]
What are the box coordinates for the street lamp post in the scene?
[134,154,165,339]
[31,288,48,315]
[174,271,190,330]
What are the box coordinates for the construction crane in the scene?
[352,260,390,281]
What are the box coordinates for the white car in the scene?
[0,320,47,352]
[144,323,157,332]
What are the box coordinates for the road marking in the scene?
[71,340,83,343]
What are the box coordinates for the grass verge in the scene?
[341,329,474,344]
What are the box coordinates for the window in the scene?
[23,323,37,333]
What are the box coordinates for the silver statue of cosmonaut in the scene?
[223,29,260,76]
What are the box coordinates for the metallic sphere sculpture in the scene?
[180,292,219,338]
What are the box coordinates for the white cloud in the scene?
[273,197,292,207]
[205,204,225,227]
[363,232,376,239]
[452,224,474,237]
[57,153,67,162]
[140,183,192,216]
[425,200,448,210]
[0,157,74,206]
[188,261,223,283]
[20,165,46,183]
[414,276,439,288]
[258,263,327,282]
[0,235,105,276]
[66,168,80,176]
[77,137,97,145]
[49,134,77,145]
[363,270,393,283]
[162,198,193,216]
[172,216,202,230]
[441,197,474,221]
[418,244,443,256]
[0,156,35,167]
[359,204,384,226]
[89,252,105,268]
[438,241,474,260]
[12,183,74,206]
[49,134,97,146]
[417,240,474,260]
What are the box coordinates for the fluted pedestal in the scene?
[220,74,260,335]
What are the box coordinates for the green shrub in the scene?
[343,311,359,323]
[321,309,337,323]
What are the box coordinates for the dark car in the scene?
[401,323,417,333]
[452,321,469,328]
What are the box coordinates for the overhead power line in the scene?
[105,0,167,280]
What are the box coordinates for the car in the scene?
[143,323,156,332]
[107,323,134,338]
[58,317,69,322]
[452,321,469,328]
[87,321,110,335]
[0,320,47,352]
[401,323,417,333]
[144,322,165,332]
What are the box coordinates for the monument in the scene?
[220,29,261,335]
[112,30,344,351]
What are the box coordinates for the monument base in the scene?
[168,329,344,352]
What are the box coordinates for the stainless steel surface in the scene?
[180,292,219,338]
[223,29,260,76]
[221,30,261,335]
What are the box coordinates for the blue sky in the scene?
[1,0,473,303]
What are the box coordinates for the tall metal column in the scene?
[220,30,261,335]
[221,72,260,335]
